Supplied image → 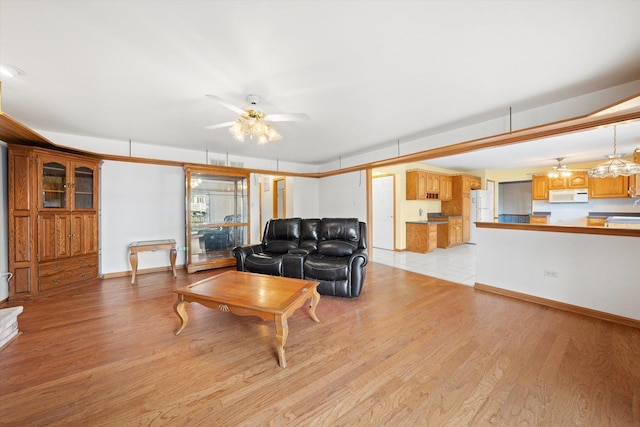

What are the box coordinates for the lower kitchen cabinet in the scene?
[587,217,606,227]
[436,217,463,248]
[406,222,437,253]
[530,215,549,224]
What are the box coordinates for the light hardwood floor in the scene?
[1,263,638,426]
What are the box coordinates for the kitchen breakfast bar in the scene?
[474,222,640,328]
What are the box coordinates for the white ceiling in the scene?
[1,0,640,171]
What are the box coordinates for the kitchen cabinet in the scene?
[406,170,441,200]
[8,145,100,298]
[587,217,606,227]
[531,175,549,200]
[589,176,629,199]
[530,215,549,224]
[629,150,640,198]
[549,171,589,190]
[439,175,453,201]
[441,174,480,243]
[406,222,437,253]
[435,217,463,248]
[567,172,589,189]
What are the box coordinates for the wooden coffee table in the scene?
[173,270,320,368]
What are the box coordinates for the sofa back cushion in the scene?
[299,219,320,252]
[264,218,301,254]
[317,218,360,256]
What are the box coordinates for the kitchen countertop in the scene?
[406,220,447,224]
[587,212,640,218]
[427,214,463,219]
[531,211,551,216]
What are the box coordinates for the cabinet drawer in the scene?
[39,255,97,277]
[587,217,606,227]
[39,265,98,291]
[530,216,548,224]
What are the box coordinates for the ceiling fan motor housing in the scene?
[246,94,261,105]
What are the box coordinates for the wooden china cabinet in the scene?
[8,145,100,299]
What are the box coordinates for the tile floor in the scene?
[371,244,477,286]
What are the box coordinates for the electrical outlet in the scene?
[544,270,558,278]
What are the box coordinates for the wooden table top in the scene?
[176,271,319,314]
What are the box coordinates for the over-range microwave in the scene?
[548,188,589,203]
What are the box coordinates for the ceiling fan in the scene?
[205,94,309,144]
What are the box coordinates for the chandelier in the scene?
[547,158,572,179]
[228,109,281,144]
[588,126,640,178]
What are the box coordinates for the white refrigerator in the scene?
[469,189,494,244]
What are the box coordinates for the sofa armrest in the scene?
[348,248,368,266]
[348,249,368,297]
[232,243,266,271]
[282,249,309,279]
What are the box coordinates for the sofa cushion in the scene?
[244,253,283,276]
[304,254,349,281]
[317,240,358,257]
[319,218,359,242]
[264,218,301,254]
[299,218,320,252]
[317,218,359,256]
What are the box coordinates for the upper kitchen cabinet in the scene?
[589,175,629,199]
[548,171,588,191]
[629,150,640,198]
[439,175,453,201]
[406,170,441,200]
[531,175,549,200]
[567,172,589,189]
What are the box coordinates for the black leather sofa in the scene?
[232,218,368,298]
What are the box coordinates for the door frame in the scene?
[369,171,396,251]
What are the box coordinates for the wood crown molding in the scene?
[2,93,640,178]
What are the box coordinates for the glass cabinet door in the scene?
[42,161,67,209]
[74,165,95,209]
[186,168,249,273]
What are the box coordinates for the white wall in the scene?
[0,143,9,300]
[100,161,185,275]
[319,171,367,221]
[476,226,640,320]
[291,177,320,219]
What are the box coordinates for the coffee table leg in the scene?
[309,288,321,323]
[174,297,189,335]
[274,314,289,368]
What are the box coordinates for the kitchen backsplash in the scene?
[532,198,640,226]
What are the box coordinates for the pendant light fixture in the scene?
[588,126,640,178]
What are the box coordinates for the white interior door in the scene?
[372,175,394,250]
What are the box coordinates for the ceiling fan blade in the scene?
[204,121,236,130]
[205,94,246,115]
[264,113,310,122]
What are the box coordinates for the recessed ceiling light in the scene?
[0,63,26,78]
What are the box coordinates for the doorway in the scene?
[273,177,286,218]
[372,175,395,250]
